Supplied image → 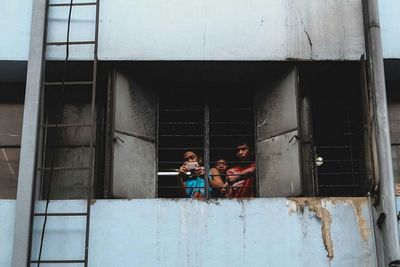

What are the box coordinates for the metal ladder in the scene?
[29,0,100,266]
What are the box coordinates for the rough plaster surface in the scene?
[0,198,377,267]
[0,0,377,61]
[2,0,400,61]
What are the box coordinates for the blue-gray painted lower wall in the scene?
[1,198,377,267]
[0,200,15,267]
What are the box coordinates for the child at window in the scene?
[223,140,256,198]
[209,158,229,198]
[177,151,205,199]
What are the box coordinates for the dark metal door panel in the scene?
[255,69,299,140]
[255,67,301,197]
[114,72,156,140]
[112,70,156,198]
[257,130,301,196]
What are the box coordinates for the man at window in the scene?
[223,141,256,198]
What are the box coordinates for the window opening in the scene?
[299,63,368,197]
[157,84,255,198]
[387,81,400,194]
[40,62,96,199]
[0,82,25,199]
[312,91,365,196]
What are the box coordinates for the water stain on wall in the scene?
[288,198,334,260]
[287,197,371,261]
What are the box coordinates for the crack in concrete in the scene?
[296,7,313,57]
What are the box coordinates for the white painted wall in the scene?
[1,198,377,267]
[0,1,32,61]
[380,0,400,59]
[0,200,15,267]
[0,0,366,61]
[97,0,364,60]
[1,0,399,61]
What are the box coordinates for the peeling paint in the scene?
[288,198,334,260]
[287,197,372,260]
[351,199,370,242]
[6,198,376,266]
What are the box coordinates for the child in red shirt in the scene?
[223,141,256,198]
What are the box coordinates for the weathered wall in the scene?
[2,0,400,62]
[0,0,370,61]
[45,104,92,199]
[96,0,364,61]
[1,198,377,266]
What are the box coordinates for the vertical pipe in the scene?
[362,0,400,265]
[11,1,47,266]
[204,103,210,198]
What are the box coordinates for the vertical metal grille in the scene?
[157,84,255,198]
[313,98,364,196]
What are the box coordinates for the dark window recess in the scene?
[312,96,365,196]
[157,84,255,198]
[0,82,25,199]
[40,62,96,199]
[387,82,400,186]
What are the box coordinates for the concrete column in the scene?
[11,0,47,266]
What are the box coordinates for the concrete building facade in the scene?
[1,0,400,266]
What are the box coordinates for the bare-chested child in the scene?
[209,159,229,198]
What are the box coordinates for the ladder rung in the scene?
[45,81,93,86]
[38,166,90,171]
[211,121,253,125]
[46,41,95,46]
[0,145,20,149]
[160,134,203,137]
[49,2,97,7]
[30,260,85,264]
[159,122,201,125]
[34,212,88,217]
[46,144,92,148]
[210,134,253,137]
[42,123,93,128]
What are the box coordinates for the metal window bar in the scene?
[345,117,357,186]
[204,104,210,198]
[316,115,363,196]
[157,90,255,199]
[45,81,93,86]
[29,0,100,266]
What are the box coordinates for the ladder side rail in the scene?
[84,0,100,265]
[36,0,75,265]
